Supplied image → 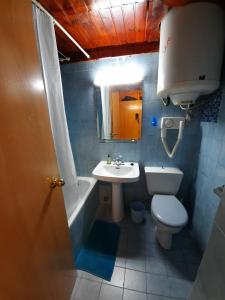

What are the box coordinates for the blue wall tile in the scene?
[190,84,225,250]
[61,53,200,213]
[200,90,222,122]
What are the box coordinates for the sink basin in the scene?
[92,161,140,222]
[92,161,139,183]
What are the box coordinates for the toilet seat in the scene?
[151,194,188,227]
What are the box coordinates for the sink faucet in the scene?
[113,155,124,168]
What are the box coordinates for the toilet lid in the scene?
[151,195,188,227]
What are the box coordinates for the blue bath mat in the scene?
[75,220,120,281]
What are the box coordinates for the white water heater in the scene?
[157,2,225,106]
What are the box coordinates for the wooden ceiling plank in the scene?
[37,1,90,51]
[80,0,113,48]
[62,17,91,49]
[88,10,112,47]
[55,27,76,54]
[69,0,88,13]
[135,2,147,43]
[122,3,136,44]
[61,0,97,49]
[45,1,90,48]
[74,13,102,48]
[146,0,152,42]
[38,0,61,12]
[146,0,162,43]
[69,0,101,49]
[89,0,111,10]
[110,6,127,44]
[43,0,86,14]
[38,1,73,25]
[82,0,94,10]
[50,10,72,27]
[99,8,119,45]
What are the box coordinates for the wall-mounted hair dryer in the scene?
[161,117,185,158]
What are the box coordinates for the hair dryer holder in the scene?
[161,117,185,158]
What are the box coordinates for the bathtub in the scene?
[68,176,97,227]
[68,176,99,260]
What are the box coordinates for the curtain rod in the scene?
[32,0,90,59]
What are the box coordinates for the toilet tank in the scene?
[144,166,183,195]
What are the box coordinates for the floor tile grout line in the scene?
[97,281,103,300]
[122,287,125,300]
[147,291,186,299]
[123,286,186,299]
[122,267,126,300]
[123,268,126,290]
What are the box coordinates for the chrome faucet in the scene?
[113,155,124,168]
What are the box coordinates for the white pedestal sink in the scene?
[92,161,140,222]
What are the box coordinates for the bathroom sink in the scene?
[92,160,139,183]
[92,160,140,222]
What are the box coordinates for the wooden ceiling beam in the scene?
[61,41,159,63]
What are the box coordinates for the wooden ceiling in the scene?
[38,0,224,62]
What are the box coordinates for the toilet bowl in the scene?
[151,194,188,249]
[144,166,188,249]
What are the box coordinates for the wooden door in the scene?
[0,1,75,300]
[120,100,142,140]
[111,88,142,140]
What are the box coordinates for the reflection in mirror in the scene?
[96,84,143,141]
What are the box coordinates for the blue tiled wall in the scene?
[200,90,222,122]
[61,53,200,209]
[190,77,225,250]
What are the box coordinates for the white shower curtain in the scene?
[33,5,78,219]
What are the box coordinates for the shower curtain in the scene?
[33,5,78,219]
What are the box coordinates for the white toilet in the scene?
[144,166,188,249]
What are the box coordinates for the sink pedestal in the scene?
[112,183,124,222]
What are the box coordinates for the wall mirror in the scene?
[96,84,143,141]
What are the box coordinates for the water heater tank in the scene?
[157,2,225,106]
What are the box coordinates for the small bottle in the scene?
[107,154,112,164]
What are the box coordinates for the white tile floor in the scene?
[70,209,201,300]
